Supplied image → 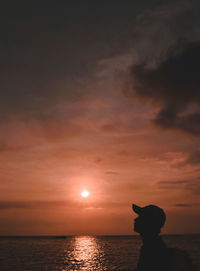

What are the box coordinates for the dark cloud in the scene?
[0,202,31,209]
[0,200,128,211]
[0,201,81,210]
[184,150,200,165]
[174,150,200,167]
[1,0,193,123]
[157,178,200,194]
[129,40,200,135]
[104,171,119,175]
[175,203,192,207]
[158,180,189,185]
[1,1,161,122]
[0,201,73,210]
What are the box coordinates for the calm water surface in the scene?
[0,235,199,271]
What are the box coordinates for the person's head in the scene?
[132,204,166,235]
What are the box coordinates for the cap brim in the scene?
[132,204,142,214]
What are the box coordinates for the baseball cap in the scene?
[132,204,166,228]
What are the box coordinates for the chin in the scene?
[134,224,140,233]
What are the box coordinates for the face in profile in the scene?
[134,214,163,235]
[133,204,165,235]
[134,214,146,234]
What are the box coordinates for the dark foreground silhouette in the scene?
[132,204,196,271]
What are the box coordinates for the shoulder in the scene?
[168,247,196,271]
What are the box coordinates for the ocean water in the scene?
[0,235,199,271]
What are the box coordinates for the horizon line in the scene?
[0,233,200,238]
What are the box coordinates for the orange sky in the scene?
[0,1,200,235]
[0,76,199,235]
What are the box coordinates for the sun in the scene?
[81,190,90,198]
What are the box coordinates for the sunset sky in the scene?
[0,0,200,235]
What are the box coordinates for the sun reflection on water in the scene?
[63,236,106,271]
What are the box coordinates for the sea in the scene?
[0,235,199,271]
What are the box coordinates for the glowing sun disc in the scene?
[81,190,89,198]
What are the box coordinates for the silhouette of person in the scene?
[132,204,170,271]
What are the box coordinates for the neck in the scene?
[141,233,160,244]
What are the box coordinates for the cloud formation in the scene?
[129,41,200,134]
[158,178,200,194]
[184,150,200,165]
[0,200,129,211]
[175,203,192,207]
[131,42,200,134]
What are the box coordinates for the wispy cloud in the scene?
[175,203,192,207]
[104,171,119,175]
[157,178,200,194]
